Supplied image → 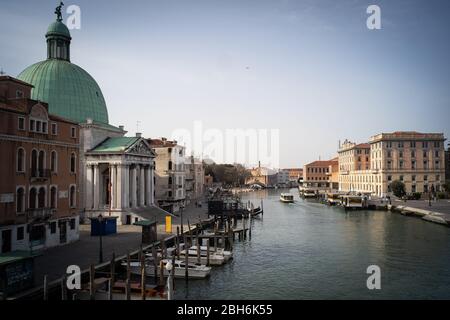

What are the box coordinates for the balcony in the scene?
[30,168,51,181]
[27,208,55,221]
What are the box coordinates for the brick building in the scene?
[0,76,80,253]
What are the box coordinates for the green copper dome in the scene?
[18,60,109,124]
[17,9,109,125]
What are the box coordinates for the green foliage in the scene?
[204,163,250,186]
[443,181,450,193]
[391,180,406,198]
[437,192,448,200]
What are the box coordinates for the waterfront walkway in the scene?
[389,199,450,226]
[33,201,208,285]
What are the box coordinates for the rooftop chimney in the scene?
[119,125,124,131]
[136,132,142,138]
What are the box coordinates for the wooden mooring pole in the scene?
[43,275,48,301]
[89,265,95,300]
[140,248,146,301]
[126,252,131,300]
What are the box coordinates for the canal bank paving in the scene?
[33,203,209,285]
[390,199,450,226]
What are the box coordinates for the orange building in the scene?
[303,158,339,191]
[0,76,80,253]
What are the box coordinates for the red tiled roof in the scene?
[305,159,338,167]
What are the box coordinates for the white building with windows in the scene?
[149,138,187,213]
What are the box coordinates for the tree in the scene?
[443,181,450,193]
[391,180,406,198]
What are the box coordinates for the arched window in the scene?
[168,161,173,171]
[29,188,37,209]
[16,187,25,213]
[168,176,173,185]
[50,186,57,209]
[70,153,76,173]
[38,150,45,171]
[69,185,76,208]
[31,149,38,175]
[50,151,57,172]
[38,187,46,208]
[17,148,25,172]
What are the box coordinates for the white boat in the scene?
[341,195,365,209]
[179,249,225,266]
[123,259,211,279]
[302,189,317,198]
[326,192,343,206]
[189,245,233,262]
[280,193,294,203]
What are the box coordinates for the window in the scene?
[50,222,56,234]
[168,176,173,185]
[410,141,416,148]
[42,122,47,133]
[423,161,428,169]
[399,151,403,158]
[423,141,428,148]
[168,148,172,153]
[18,117,25,130]
[399,160,404,169]
[435,160,440,168]
[16,90,24,98]
[70,153,76,173]
[412,185,416,193]
[387,151,392,158]
[71,127,76,138]
[51,123,57,135]
[400,175,404,181]
[16,187,25,213]
[17,148,25,172]
[50,186,57,209]
[168,161,173,171]
[412,175,416,182]
[168,191,172,197]
[30,119,35,131]
[36,121,41,132]
[435,151,439,158]
[411,151,415,158]
[69,185,76,208]
[436,175,440,182]
[388,175,392,182]
[70,219,76,230]
[424,175,428,181]
[51,151,57,173]
[38,187,46,208]
[398,142,404,148]
[29,188,37,209]
[17,227,24,241]
[412,161,416,169]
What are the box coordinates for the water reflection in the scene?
[175,189,450,299]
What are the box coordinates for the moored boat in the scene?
[123,259,211,279]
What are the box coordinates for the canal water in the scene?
[175,189,450,299]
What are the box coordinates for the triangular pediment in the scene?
[126,138,156,157]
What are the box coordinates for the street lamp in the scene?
[165,260,173,300]
[98,214,104,263]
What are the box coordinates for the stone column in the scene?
[116,164,123,209]
[140,165,145,207]
[131,166,137,208]
[110,164,116,209]
[93,164,100,210]
[150,162,155,205]
[146,165,152,206]
[86,164,93,209]
[124,164,129,208]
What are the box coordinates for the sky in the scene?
[1,0,449,168]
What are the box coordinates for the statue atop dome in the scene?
[55,2,64,22]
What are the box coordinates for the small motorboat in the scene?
[189,245,233,262]
[123,259,211,279]
[280,193,294,203]
[179,249,225,266]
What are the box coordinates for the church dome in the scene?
[18,60,109,124]
[46,20,71,39]
[17,10,109,124]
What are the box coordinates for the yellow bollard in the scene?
[165,215,172,233]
